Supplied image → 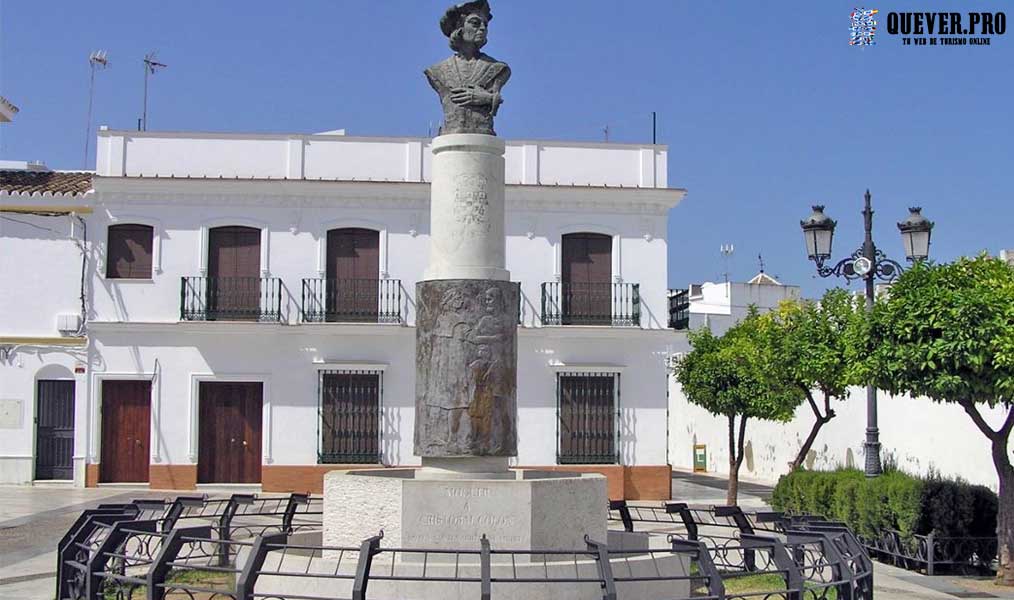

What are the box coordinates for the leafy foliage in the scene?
[772,289,860,401]
[768,289,863,471]
[676,310,802,423]
[848,255,1014,407]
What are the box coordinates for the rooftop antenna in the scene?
[758,253,766,273]
[720,244,735,286]
[83,50,109,169]
[603,125,610,143]
[652,111,657,145]
[141,51,167,131]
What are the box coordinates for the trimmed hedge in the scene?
[772,469,997,542]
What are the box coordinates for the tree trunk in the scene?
[994,441,1014,585]
[789,390,835,472]
[958,401,1014,585]
[727,414,747,506]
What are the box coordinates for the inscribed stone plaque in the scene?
[402,479,530,549]
[0,399,23,429]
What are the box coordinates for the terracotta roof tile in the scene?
[0,171,93,196]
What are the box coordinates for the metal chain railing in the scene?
[59,495,873,600]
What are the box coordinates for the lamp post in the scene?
[800,190,934,477]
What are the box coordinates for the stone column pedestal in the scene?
[414,279,518,459]
[424,134,508,282]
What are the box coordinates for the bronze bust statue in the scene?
[425,0,510,136]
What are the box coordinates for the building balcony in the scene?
[540,282,640,327]
[180,276,283,322]
[301,278,402,324]
[668,289,690,330]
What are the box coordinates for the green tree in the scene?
[849,256,1014,584]
[770,289,861,472]
[676,311,803,504]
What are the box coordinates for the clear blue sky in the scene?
[2,1,1011,297]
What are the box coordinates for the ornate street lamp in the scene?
[801,205,836,263]
[898,207,934,261]
[800,190,934,477]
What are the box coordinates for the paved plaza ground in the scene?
[0,474,1009,599]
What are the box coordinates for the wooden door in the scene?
[100,380,151,483]
[325,228,379,321]
[198,382,262,484]
[207,226,261,320]
[35,380,75,480]
[561,233,612,324]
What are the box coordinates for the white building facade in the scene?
[0,130,685,498]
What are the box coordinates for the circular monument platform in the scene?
[324,467,607,550]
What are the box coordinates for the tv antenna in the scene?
[758,253,766,273]
[720,244,735,284]
[141,51,167,131]
[602,125,610,143]
[83,50,109,169]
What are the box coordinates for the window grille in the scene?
[317,370,382,464]
[556,372,620,464]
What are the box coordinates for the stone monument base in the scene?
[323,468,607,551]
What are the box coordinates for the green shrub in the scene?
[830,472,864,526]
[771,468,997,545]
[881,470,923,539]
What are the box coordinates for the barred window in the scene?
[318,370,382,464]
[557,372,619,464]
[106,224,153,279]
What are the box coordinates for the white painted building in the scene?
[669,274,1008,490]
[0,130,685,498]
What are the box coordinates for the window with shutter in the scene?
[557,372,619,465]
[318,370,382,464]
[106,224,154,279]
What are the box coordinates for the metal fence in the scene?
[301,278,403,324]
[181,276,284,322]
[541,282,640,327]
[60,494,874,600]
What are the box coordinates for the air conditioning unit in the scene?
[57,314,81,334]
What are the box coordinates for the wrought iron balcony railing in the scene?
[301,278,402,324]
[541,281,640,326]
[180,276,283,322]
[668,289,690,330]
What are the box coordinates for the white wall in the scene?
[88,178,678,330]
[3,132,687,484]
[669,379,1007,491]
[0,352,88,484]
[87,325,678,470]
[96,130,670,189]
[0,213,90,484]
[0,213,85,337]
